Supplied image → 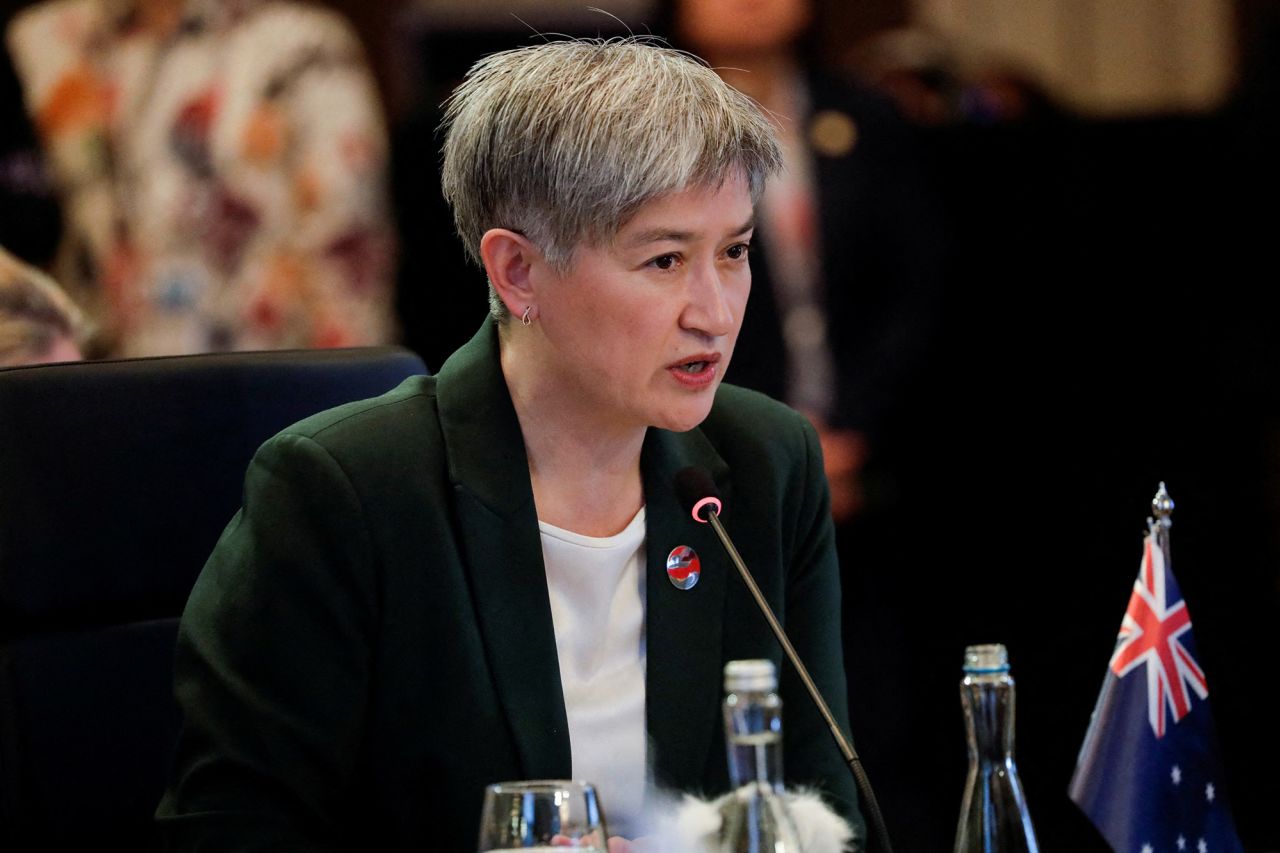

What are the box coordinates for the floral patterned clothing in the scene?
[6,0,396,356]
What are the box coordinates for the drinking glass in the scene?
[476,780,609,852]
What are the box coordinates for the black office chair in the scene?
[0,347,428,849]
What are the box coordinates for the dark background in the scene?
[3,0,1279,849]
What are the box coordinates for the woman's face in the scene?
[676,0,813,55]
[530,172,754,435]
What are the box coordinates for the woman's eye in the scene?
[649,254,680,271]
[725,243,750,261]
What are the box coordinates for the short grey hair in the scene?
[440,37,783,321]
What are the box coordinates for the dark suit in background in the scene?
[728,72,944,446]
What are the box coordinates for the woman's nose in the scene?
[681,263,737,337]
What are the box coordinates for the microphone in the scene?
[674,466,895,853]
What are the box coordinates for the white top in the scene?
[540,508,648,839]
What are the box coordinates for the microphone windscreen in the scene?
[674,466,720,515]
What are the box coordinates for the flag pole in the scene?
[1151,481,1174,566]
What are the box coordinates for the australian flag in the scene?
[1069,521,1243,853]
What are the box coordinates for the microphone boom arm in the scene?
[704,509,895,853]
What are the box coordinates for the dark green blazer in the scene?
[157,321,861,851]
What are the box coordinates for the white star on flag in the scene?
[1198,839,1208,853]
[1206,782,1216,802]
[1141,845,1153,853]
[1172,765,1182,785]
[1177,836,1187,850]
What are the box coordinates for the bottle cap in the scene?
[724,659,777,692]
[963,643,1010,674]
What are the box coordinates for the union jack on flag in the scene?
[1108,536,1208,739]
[1070,508,1243,853]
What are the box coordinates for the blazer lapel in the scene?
[641,426,732,794]
[436,322,572,780]
[436,321,737,793]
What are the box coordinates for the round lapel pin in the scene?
[666,545,701,590]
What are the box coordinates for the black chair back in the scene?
[0,347,428,848]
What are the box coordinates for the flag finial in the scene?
[1152,482,1174,527]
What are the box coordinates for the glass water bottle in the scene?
[954,644,1039,853]
[719,659,801,853]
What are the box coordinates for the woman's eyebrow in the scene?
[624,228,695,247]
[623,217,755,248]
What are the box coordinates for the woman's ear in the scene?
[480,229,540,320]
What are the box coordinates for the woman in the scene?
[157,38,861,850]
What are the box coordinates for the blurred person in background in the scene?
[0,244,85,366]
[658,0,946,522]
[5,0,396,358]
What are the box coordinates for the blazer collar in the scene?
[436,321,571,780]
[436,321,732,794]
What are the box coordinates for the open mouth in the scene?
[667,353,720,386]
[669,352,720,370]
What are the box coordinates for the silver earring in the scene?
[521,305,533,326]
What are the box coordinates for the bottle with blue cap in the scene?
[954,643,1039,853]
[719,659,801,852]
